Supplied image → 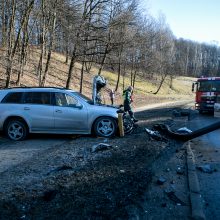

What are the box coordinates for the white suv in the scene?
[0,87,118,140]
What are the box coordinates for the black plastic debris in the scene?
[92,143,112,153]
[166,191,187,206]
[196,164,214,173]
[43,190,58,202]
[172,110,181,117]
[172,109,191,120]
[176,166,185,175]
[145,128,168,142]
[157,176,166,185]
[47,165,73,175]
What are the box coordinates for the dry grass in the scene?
[0,48,194,106]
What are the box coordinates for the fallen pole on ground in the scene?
[155,121,220,141]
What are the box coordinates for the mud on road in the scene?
[0,103,193,220]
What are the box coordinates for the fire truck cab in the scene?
[192,77,220,113]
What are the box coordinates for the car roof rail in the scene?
[4,86,67,90]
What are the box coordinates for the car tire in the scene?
[93,117,117,138]
[6,119,28,141]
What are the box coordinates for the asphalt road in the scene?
[0,133,71,173]
[189,113,220,219]
[0,100,201,219]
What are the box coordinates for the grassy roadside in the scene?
[0,49,195,107]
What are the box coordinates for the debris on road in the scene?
[196,164,214,173]
[176,166,185,175]
[43,189,58,202]
[177,127,192,134]
[47,165,73,175]
[157,176,167,185]
[166,191,187,206]
[0,104,193,219]
[145,128,168,142]
[154,121,220,141]
[92,143,113,153]
[172,109,190,117]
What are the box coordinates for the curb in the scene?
[186,141,206,220]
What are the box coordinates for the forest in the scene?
[0,0,220,93]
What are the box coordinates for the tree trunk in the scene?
[122,64,126,91]
[169,75,173,90]
[66,47,77,89]
[5,0,35,88]
[1,0,6,47]
[153,73,167,95]
[40,1,57,86]
[115,45,123,92]
[132,69,137,89]
[17,5,31,86]
[65,44,69,64]
[5,0,16,88]
[97,43,109,75]
[37,0,46,85]
[80,60,85,93]
[130,55,134,86]
[115,60,121,92]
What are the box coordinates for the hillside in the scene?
[0,48,194,107]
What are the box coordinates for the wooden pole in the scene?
[118,113,124,137]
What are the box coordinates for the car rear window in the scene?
[1,92,23,103]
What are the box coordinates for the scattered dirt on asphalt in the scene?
[0,104,192,220]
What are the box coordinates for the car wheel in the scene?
[6,119,28,141]
[94,117,117,138]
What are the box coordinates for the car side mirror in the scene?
[76,104,83,109]
[70,103,83,109]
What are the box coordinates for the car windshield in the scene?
[198,80,220,92]
[72,92,93,104]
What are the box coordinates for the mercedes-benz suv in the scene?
[0,87,118,140]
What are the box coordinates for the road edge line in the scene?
[186,141,206,220]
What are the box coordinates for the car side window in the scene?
[1,92,23,103]
[55,93,79,107]
[66,94,78,106]
[24,92,51,105]
[55,93,67,106]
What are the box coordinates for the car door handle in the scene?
[55,110,62,113]
[24,107,30,110]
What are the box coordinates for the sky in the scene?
[141,0,220,44]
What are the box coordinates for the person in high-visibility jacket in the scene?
[123,86,138,122]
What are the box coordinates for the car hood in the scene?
[89,104,119,117]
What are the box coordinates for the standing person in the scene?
[110,89,115,105]
[123,86,138,122]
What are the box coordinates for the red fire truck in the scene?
[192,77,220,113]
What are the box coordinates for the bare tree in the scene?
[4,0,35,88]
[40,0,58,86]
[1,0,7,46]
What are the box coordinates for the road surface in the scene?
[0,133,71,173]
[189,113,220,219]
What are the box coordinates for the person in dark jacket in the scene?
[123,86,138,122]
